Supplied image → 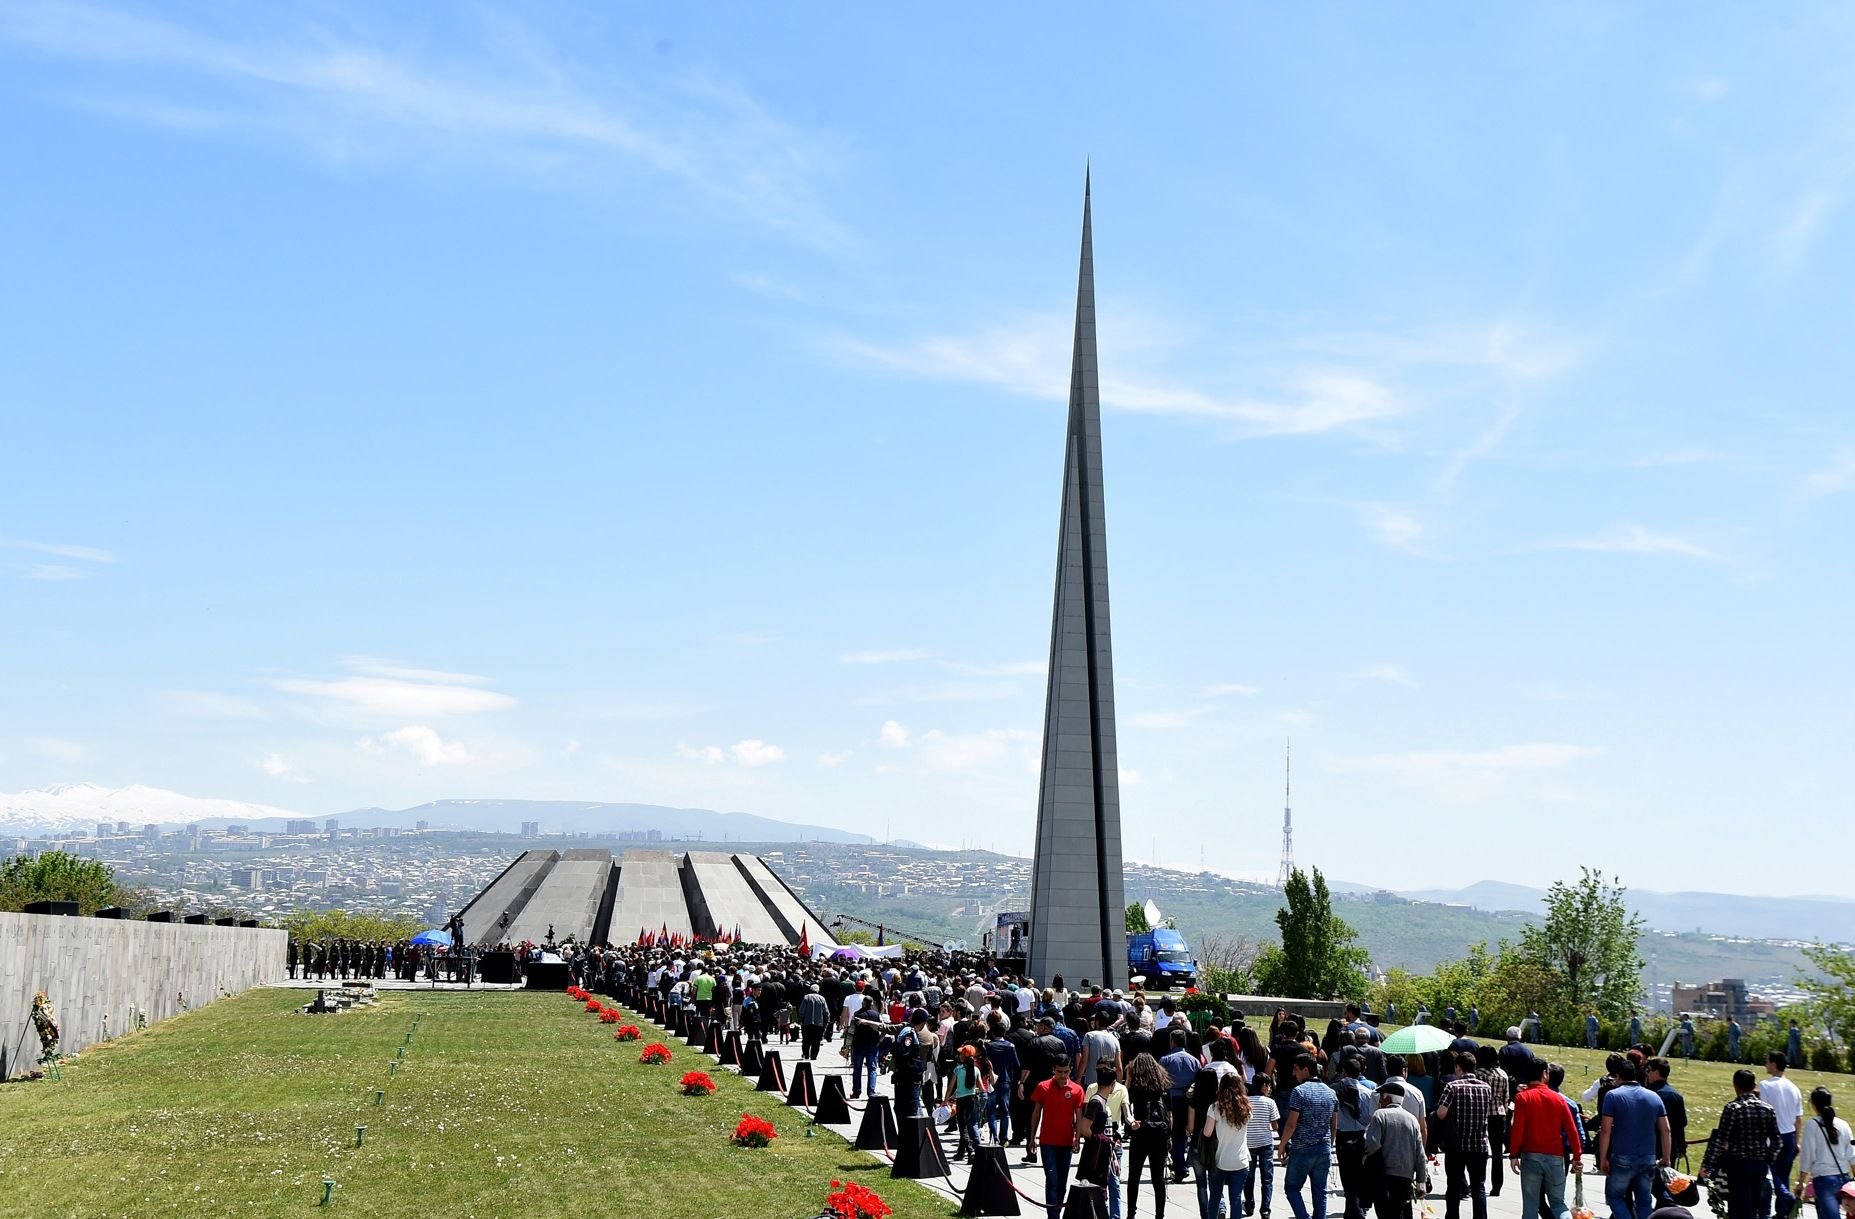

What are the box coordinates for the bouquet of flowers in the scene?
[599,1008,620,1024]
[613,1024,642,1042]
[639,1042,674,1064]
[681,1070,717,1096]
[823,1179,893,1219]
[31,992,60,1061]
[566,986,587,1001]
[584,997,603,1013]
[731,1114,777,1148]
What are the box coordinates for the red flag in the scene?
[797,922,811,957]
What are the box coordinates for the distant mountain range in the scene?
[0,785,874,846]
[1401,881,1855,943]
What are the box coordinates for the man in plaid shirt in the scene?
[1437,1051,1495,1219]
[1701,1069,1781,1219]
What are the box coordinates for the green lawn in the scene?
[0,988,953,1219]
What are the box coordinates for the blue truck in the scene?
[1126,927,1197,989]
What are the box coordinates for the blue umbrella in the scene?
[409,928,452,946]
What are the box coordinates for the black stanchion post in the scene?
[785,1060,817,1108]
[959,1146,1022,1216]
[890,1113,950,1180]
[755,1050,786,1093]
[1060,1185,1109,1219]
[738,1039,765,1078]
[854,1096,897,1152]
[814,1074,852,1124]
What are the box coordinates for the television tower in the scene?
[1277,739,1295,888]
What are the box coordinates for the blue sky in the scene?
[3,3,1852,893]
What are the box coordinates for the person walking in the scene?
[1587,1012,1601,1051]
[1510,1059,1583,1219]
[1437,1050,1496,1219]
[1085,1065,1130,1219]
[1031,1059,1086,1217]
[1729,1018,1743,1064]
[1246,1074,1281,1218]
[1366,1083,1427,1219]
[1700,1068,1781,1219]
[1764,1051,1807,1219]
[1124,1051,1173,1219]
[1160,1028,1201,1185]
[1789,1022,1805,1071]
[1203,1074,1255,1219]
[1798,1088,1854,1219]
[1278,1053,1338,1219]
[1334,1056,1377,1219]
[952,1045,985,1162]
[1596,1059,1670,1219]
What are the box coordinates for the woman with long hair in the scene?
[1201,1073,1254,1219]
[1125,1051,1173,1218]
[1237,1025,1270,1085]
[1799,1087,1855,1219]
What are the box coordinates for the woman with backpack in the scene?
[951,1044,984,1161]
[1201,1073,1254,1219]
[1125,1051,1174,1218]
[1799,1087,1855,1219]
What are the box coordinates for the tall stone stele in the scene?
[1027,174,1127,992]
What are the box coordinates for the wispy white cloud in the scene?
[361,724,472,766]
[1353,663,1418,689]
[817,750,850,768]
[1359,504,1426,555]
[1800,452,1855,499]
[675,738,785,767]
[730,739,784,767]
[257,751,309,782]
[557,739,581,759]
[163,690,268,719]
[1327,742,1602,804]
[914,728,1033,772]
[878,720,910,748]
[1,538,118,563]
[274,658,514,721]
[1549,524,1726,562]
[840,648,932,665]
[1201,682,1261,697]
[824,313,1404,437]
[939,659,1045,678]
[0,1,850,248]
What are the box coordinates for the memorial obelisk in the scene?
[1027,173,1127,991]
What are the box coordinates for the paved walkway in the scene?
[613,996,1692,1219]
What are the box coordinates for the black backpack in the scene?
[1141,1088,1171,1132]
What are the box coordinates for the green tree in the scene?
[278,909,423,943]
[1800,942,1855,1042]
[1126,902,1150,933]
[1253,867,1370,1000]
[0,850,142,914]
[1515,867,1644,1019]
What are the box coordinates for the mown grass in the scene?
[0,988,953,1219]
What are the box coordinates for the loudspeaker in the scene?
[703,1021,724,1055]
[145,911,175,923]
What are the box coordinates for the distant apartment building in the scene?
[415,820,430,832]
[520,821,540,838]
[96,822,112,839]
[324,818,340,832]
[1670,977,1776,1021]
[230,867,263,890]
[285,819,317,835]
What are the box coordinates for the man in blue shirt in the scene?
[1279,1053,1338,1219]
[1159,1028,1201,1184]
[1586,1011,1601,1050]
[1596,1060,1671,1219]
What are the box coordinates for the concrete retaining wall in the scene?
[0,912,286,1080]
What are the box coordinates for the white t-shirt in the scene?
[1204,1106,1254,1171]
[1761,1076,1804,1132]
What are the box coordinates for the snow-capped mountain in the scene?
[0,783,303,836]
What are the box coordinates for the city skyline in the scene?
[4,5,1853,895]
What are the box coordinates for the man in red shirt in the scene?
[1509,1060,1584,1219]
[1030,1059,1086,1216]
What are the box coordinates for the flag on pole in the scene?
[796,923,811,957]
[876,925,886,947]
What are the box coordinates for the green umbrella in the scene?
[1379,1024,1456,1054]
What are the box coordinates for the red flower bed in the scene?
[598,1008,620,1024]
[731,1113,777,1148]
[613,1024,642,1042]
[566,986,587,1001]
[584,997,602,1012]
[680,1070,717,1096]
[639,1042,673,1064]
[825,1180,893,1219]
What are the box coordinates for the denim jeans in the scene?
[1518,1152,1569,1219]
[1246,1146,1276,1215]
[1772,1132,1799,1216]
[1285,1146,1331,1219]
[1042,1144,1075,1216]
[1211,1166,1253,1219]
[1813,1174,1850,1219]
[987,1081,1013,1144]
[849,1044,879,1097]
[1604,1153,1657,1219]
